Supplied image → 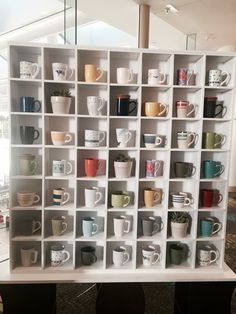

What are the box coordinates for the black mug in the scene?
[81,246,97,265]
[20,96,41,112]
[204,97,224,118]
[20,126,40,144]
[116,94,137,116]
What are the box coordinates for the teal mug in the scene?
[202,160,224,178]
[200,217,222,237]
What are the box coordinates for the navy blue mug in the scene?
[116,94,137,116]
[20,96,41,112]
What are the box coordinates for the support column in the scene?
[138,4,150,48]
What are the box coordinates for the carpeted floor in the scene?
[56,192,236,314]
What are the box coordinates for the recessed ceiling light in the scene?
[165,4,179,14]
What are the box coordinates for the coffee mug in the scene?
[113,215,131,237]
[147,69,166,85]
[52,188,70,206]
[51,216,67,236]
[18,216,41,236]
[113,246,130,266]
[87,96,105,116]
[84,158,101,177]
[52,160,73,176]
[117,67,133,84]
[111,191,131,208]
[145,160,164,177]
[143,134,162,148]
[142,246,160,266]
[50,244,70,267]
[141,216,162,236]
[208,69,231,87]
[200,189,223,207]
[174,162,196,178]
[21,247,38,267]
[116,94,137,116]
[20,61,39,79]
[81,246,97,265]
[202,132,226,149]
[85,187,102,208]
[176,100,196,118]
[51,131,72,146]
[19,154,37,176]
[144,102,168,117]
[16,191,40,207]
[204,97,218,118]
[197,245,220,266]
[19,96,41,112]
[85,129,105,147]
[82,217,98,237]
[20,126,39,144]
[144,188,163,207]
[177,68,194,85]
[171,193,192,208]
[51,96,71,114]
[215,100,227,118]
[169,243,189,265]
[202,160,224,178]
[200,217,222,237]
[177,131,197,149]
[84,64,103,82]
[52,63,73,81]
[116,128,132,147]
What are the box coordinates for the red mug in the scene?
[84,158,100,177]
[200,189,223,207]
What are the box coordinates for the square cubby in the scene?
[44,209,74,240]
[167,210,197,240]
[75,211,105,241]
[109,118,138,148]
[138,181,168,210]
[11,241,42,270]
[43,241,73,269]
[170,151,200,179]
[197,210,225,239]
[11,210,42,239]
[77,149,107,179]
[109,86,139,116]
[108,180,136,211]
[202,120,231,150]
[171,120,201,150]
[200,151,229,180]
[195,240,224,269]
[166,240,194,269]
[136,240,164,269]
[77,180,107,210]
[107,211,136,240]
[199,181,228,210]
[108,149,137,179]
[137,210,166,240]
[169,181,198,210]
[106,241,134,269]
[75,240,105,269]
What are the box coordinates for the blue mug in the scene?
[20,96,41,112]
[200,217,222,237]
[202,160,224,178]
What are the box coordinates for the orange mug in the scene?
[84,158,101,177]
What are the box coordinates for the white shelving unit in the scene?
[8,43,236,276]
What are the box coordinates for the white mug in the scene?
[84,187,102,208]
[142,246,160,266]
[116,128,132,147]
[113,215,131,237]
[197,245,220,266]
[208,69,231,87]
[85,129,106,147]
[113,246,130,266]
[52,160,73,176]
[20,61,40,79]
[52,63,73,81]
[147,69,166,85]
[21,247,38,267]
[117,67,133,84]
[177,132,198,149]
[87,96,105,116]
[82,217,98,237]
[50,244,70,267]
[51,131,72,146]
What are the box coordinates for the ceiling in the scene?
[133,0,236,50]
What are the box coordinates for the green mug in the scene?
[169,243,189,265]
[19,154,37,175]
[111,191,131,208]
[202,132,226,149]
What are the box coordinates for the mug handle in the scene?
[98,97,105,112]
[67,69,74,80]
[96,68,103,81]
[153,192,161,204]
[95,191,102,205]
[187,132,196,147]
[217,193,223,204]
[128,100,137,114]
[212,222,222,235]
[62,192,70,205]
[158,103,167,116]
[32,221,41,233]
[33,129,40,141]
[159,72,166,84]
[62,250,70,264]
[90,253,97,264]
[92,223,98,235]
[214,104,224,117]
[186,70,193,85]
[155,136,162,146]
[190,165,196,176]
[33,194,40,204]
[127,70,133,83]
[30,160,37,174]
[98,131,106,144]
[214,134,226,147]
[152,252,160,264]
[186,103,196,117]
[152,222,159,235]
[60,221,68,235]
[220,71,231,86]
[153,161,161,176]
[215,164,225,177]
[33,100,41,112]
[184,197,191,206]
[65,133,72,144]
[209,250,219,264]
[66,161,73,175]
[122,196,131,207]
[124,131,132,144]
[31,250,38,264]
[31,63,40,79]
[122,252,130,265]
[124,220,131,233]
